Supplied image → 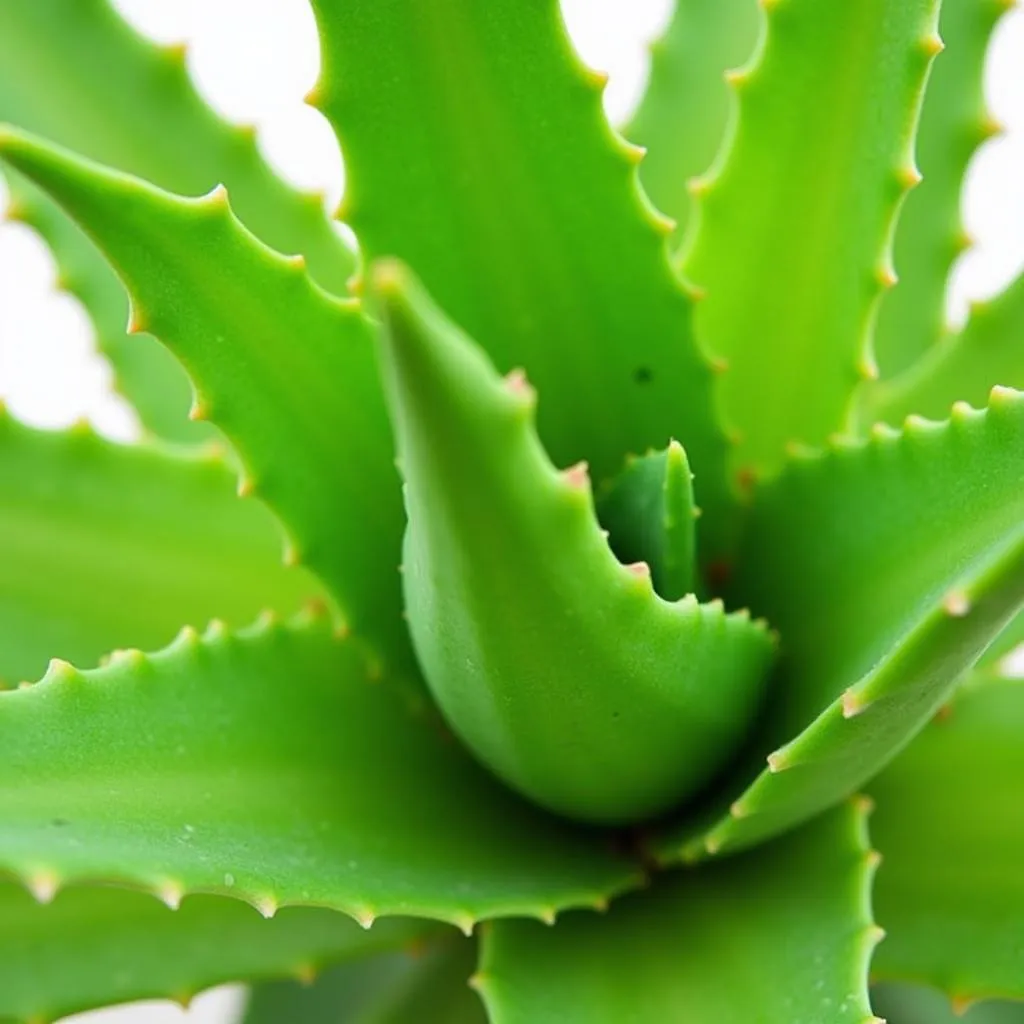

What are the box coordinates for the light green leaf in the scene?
[595,441,699,602]
[655,388,1024,862]
[479,801,879,1024]
[374,263,773,825]
[0,0,355,439]
[0,615,639,931]
[0,128,409,673]
[243,938,485,1024]
[872,0,1008,377]
[870,677,1024,1005]
[4,169,210,444]
[865,272,1024,426]
[0,410,316,687]
[683,0,940,476]
[872,983,1024,1024]
[979,609,1023,671]
[0,882,429,1024]
[622,0,759,244]
[311,0,736,556]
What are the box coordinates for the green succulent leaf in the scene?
[872,983,1024,1024]
[0,0,355,439]
[0,882,429,1024]
[683,0,940,476]
[243,937,484,1024]
[622,0,759,244]
[479,800,880,1024]
[872,0,1009,377]
[979,609,1023,671]
[595,441,699,602]
[4,169,210,444]
[869,677,1024,1005]
[865,272,1024,427]
[373,263,774,825]
[311,0,737,556]
[656,387,1024,862]
[0,127,410,672]
[0,614,638,931]
[0,410,316,687]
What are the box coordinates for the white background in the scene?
[0,2,1021,1021]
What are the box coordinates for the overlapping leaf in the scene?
[683,0,940,475]
[656,388,1024,862]
[311,0,736,556]
[0,411,315,686]
[873,0,1009,376]
[0,129,408,671]
[870,678,1024,1005]
[0,883,429,1024]
[622,0,759,244]
[0,0,355,437]
[480,802,879,1024]
[374,263,773,825]
[0,614,638,932]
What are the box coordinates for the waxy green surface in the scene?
[480,802,879,1024]
[0,883,429,1024]
[870,678,1024,1005]
[375,263,773,825]
[0,411,316,687]
[311,0,737,557]
[656,388,1024,860]
[0,616,639,931]
[684,0,940,475]
[0,128,410,672]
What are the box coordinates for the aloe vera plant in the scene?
[0,0,1022,1020]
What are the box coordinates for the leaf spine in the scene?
[251,895,278,919]
[942,589,971,617]
[561,460,590,490]
[25,869,60,904]
[352,907,376,929]
[454,913,475,936]
[920,32,945,57]
[155,881,184,911]
[841,687,870,718]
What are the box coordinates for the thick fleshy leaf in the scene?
[311,0,736,556]
[873,0,1008,377]
[0,0,354,439]
[0,614,639,931]
[0,410,316,687]
[622,0,759,244]
[0,882,429,1024]
[872,983,1024,1024]
[595,441,698,601]
[865,272,1024,426]
[869,678,1024,1005]
[4,169,209,444]
[243,938,484,1024]
[479,801,880,1024]
[683,0,940,476]
[655,388,1024,862]
[0,128,409,672]
[374,263,773,825]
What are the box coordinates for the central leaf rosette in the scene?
[373,261,775,825]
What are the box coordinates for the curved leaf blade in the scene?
[622,0,759,244]
[0,128,408,672]
[655,388,1024,861]
[683,0,940,476]
[0,615,639,931]
[0,883,428,1024]
[873,0,1008,377]
[0,411,315,687]
[870,678,1024,1005]
[374,263,773,825]
[311,0,735,555]
[479,801,879,1024]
